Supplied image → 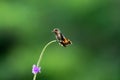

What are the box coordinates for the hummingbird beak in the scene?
[52,30,54,32]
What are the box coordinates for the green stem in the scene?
[33,74,37,80]
[33,40,57,80]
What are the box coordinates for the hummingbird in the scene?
[52,28,72,47]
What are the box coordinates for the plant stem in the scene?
[33,40,56,80]
[33,74,37,80]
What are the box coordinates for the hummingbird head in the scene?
[52,28,61,34]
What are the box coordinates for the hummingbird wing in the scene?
[60,33,66,41]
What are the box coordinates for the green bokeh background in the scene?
[0,0,120,80]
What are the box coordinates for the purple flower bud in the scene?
[32,65,41,74]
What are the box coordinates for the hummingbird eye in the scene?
[54,29,58,31]
[53,28,60,33]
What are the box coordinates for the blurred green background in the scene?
[0,0,120,80]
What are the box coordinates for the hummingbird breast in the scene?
[56,33,61,41]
